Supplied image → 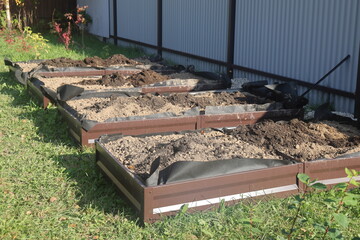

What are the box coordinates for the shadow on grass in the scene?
[54,152,140,223]
[0,70,140,223]
[0,71,31,107]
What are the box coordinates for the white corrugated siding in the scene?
[233,0,360,113]
[104,0,359,113]
[77,0,110,37]
[116,0,157,45]
[163,0,229,62]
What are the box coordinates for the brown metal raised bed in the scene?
[27,70,227,109]
[57,102,201,146]
[95,135,303,223]
[4,58,144,84]
[56,92,302,147]
[301,155,360,191]
[27,68,142,108]
[95,133,360,223]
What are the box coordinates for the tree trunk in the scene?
[5,0,12,29]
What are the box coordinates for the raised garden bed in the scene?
[28,69,227,108]
[95,119,360,222]
[4,54,153,85]
[57,90,302,146]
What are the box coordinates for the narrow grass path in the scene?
[0,31,359,239]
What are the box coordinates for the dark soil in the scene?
[129,69,170,87]
[227,119,360,162]
[42,54,138,68]
[77,69,170,87]
[42,57,87,67]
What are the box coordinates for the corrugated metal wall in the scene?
[163,0,228,62]
[115,0,157,45]
[103,0,360,114]
[77,0,110,38]
[233,0,360,113]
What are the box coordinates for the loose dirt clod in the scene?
[104,120,360,179]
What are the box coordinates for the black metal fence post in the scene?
[157,0,163,57]
[355,44,360,121]
[113,0,118,45]
[227,0,236,79]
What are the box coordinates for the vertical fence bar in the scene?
[113,0,118,45]
[227,0,236,79]
[157,0,163,56]
[355,44,360,120]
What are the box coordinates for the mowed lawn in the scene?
[0,31,359,240]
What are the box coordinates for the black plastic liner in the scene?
[242,81,308,109]
[204,102,283,115]
[57,84,84,101]
[4,58,44,85]
[146,158,293,186]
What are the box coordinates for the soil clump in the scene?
[78,69,170,87]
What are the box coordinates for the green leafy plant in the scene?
[286,168,360,239]
[0,10,7,29]
[23,26,49,58]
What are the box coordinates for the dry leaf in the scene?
[49,197,57,202]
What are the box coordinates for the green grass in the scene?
[0,30,360,239]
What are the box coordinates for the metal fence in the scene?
[82,0,360,116]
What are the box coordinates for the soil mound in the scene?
[43,54,138,68]
[78,72,128,87]
[128,69,170,87]
[78,70,170,87]
[42,57,87,67]
[228,119,360,162]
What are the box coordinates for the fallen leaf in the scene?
[68,223,77,228]
[26,211,32,215]
[59,217,67,221]
[49,197,57,202]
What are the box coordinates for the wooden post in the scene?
[5,0,12,29]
